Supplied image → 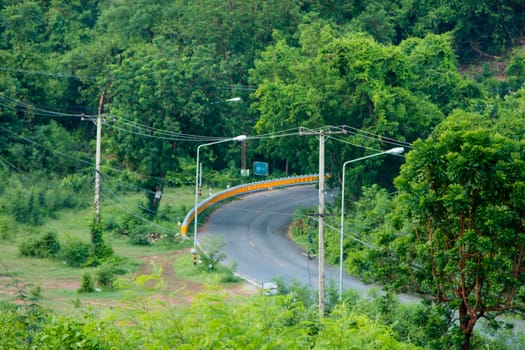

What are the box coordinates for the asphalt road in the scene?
[200,185,522,330]
[199,185,384,296]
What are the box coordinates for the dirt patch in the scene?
[0,250,259,309]
[136,250,260,304]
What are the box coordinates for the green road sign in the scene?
[254,161,269,176]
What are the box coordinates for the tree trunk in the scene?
[462,332,471,350]
[459,300,473,350]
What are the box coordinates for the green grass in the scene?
[173,253,241,285]
[0,185,246,314]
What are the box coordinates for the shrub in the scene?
[60,238,91,267]
[128,225,152,245]
[78,273,95,293]
[91,242,114,261]
[95,262,117,290]
[0,215,14,241]
[87,220,114,263]
[197,236,227,270]
[18,231,61,258]
[4,187,45,225]
[112,215,152,245]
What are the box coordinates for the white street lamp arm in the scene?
[194,135,247,249]
[339,147,404,299]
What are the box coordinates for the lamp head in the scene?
[232,135,247,141]
[225,97,242,102]
[386,147,404,155]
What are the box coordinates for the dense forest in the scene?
[1,0,525,349]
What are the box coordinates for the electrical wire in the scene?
[101,183,180,235]
[0,92,413,150]
[100,171,184,199]
[106,116,224,141]
[0,94,96,119]
[102,120,225,142]
[0,155,25,173]
[302,125,412,150]
[0,66,258,92]
[0,124,94,166]
[0,124,177,181]
[0,66,98,81]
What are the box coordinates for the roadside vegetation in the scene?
[2,0,525,348]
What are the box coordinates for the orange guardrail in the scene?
[180,174,320,236]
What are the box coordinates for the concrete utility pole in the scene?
[318,130,326,316]
[94,92,104,225]
[299,127,345,318]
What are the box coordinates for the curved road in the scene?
[199,185,382,295]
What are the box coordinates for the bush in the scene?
[0,215,14,241]
[60,238,91,267]
[91,242,114,261]
[3,186,45,225]
[112,215,152,245]
[78,273,95,293]
[18,231,61,258]
[95,262,117,290]
[128,228,151,245]
[87,220,114,263]
[197,236,227,270]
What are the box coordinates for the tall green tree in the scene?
[250,24,449,190]
[391,113,525,350]
[105,42,246,212]
[397,0,525,61]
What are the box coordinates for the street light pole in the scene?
[339,147,404,299]
[194,135,247,251]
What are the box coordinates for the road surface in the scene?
[199,185,384,296]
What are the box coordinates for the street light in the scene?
[339,147,404,299]
[225,97,242,102]
[194,135,247,251]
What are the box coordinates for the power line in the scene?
[100,172,183,199]
[0,124,94,166]
[102,119,224,142]
[302,125,412,150]
[101,183,180,235]
[0,66,259,92]
[0,94,96,118]
[0,66,98,81]
[0,124,173,181]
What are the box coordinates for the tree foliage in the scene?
[250,26,469,190]
[2,1,525,346]
[389,114,525,349]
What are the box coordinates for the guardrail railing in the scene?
[180,174,319,236]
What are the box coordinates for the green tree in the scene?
[391,114,525,349]
[250,24,446,189]
[396,0,525,61]
[105,42,247,212]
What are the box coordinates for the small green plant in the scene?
[95,262,117,290]
[78,272,95,293]
[0,215,14,241]
[71,297,81,308]
[219,273,241,283]
[198,236,227,271]
[128,228,151,245]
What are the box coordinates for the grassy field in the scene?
[0,185,258,314]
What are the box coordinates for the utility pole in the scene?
[94,92,104,225]
[318,130,326,316]
[299,126,345,317]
